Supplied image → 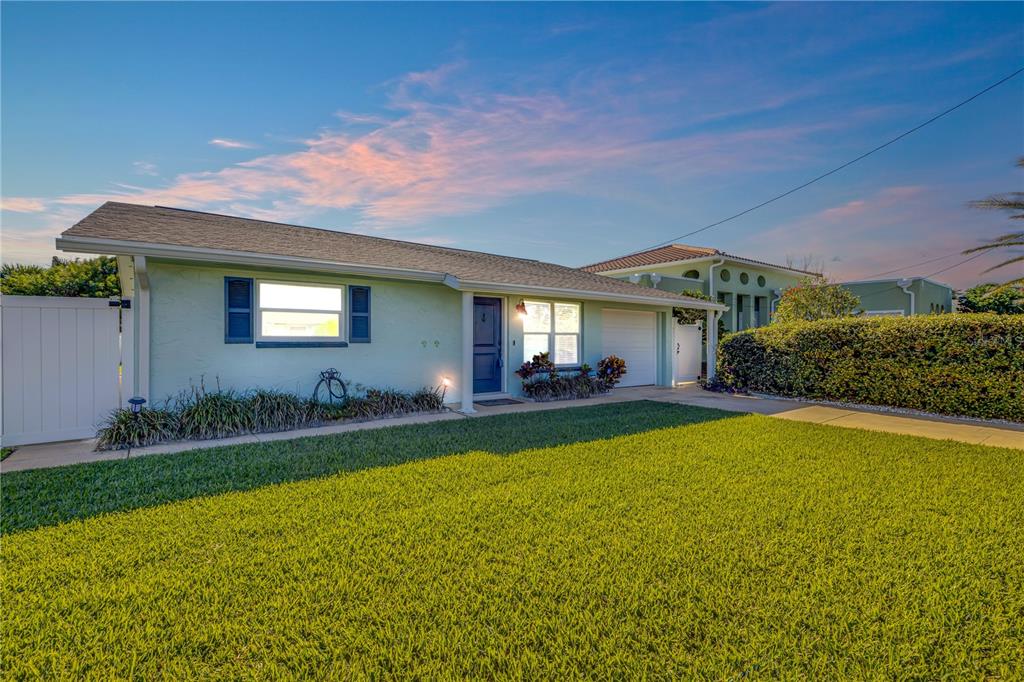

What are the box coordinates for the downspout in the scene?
[134,256,151,401]
[705,258,726,382]
[770,288,782,320]
[707,258,725,300]
[897,278,915,316]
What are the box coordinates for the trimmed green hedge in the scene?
[717,313,1024,421]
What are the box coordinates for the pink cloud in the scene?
[1,197,47,213]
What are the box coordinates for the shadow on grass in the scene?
[1,401,740,534]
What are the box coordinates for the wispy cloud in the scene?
[0,197,47,213]
[209,138,257,149]
[133,161,159,176]
[22,61,871,231]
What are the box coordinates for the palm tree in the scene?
[962,158,1023,289]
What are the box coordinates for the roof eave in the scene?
[55,236,449,284]
[589,254,814,278]
[451,278,725,310]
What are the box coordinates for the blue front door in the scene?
[473,297,502,394]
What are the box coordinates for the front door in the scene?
[473,297,503,394]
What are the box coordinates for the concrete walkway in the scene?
[4,385,1021,473]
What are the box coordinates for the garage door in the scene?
[601,309,657,387]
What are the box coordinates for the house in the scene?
[582,244,812,335]
[840,278,954,316]
[55,203,725,413]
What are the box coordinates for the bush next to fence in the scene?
[716,313,1024,421]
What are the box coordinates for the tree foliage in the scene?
[963,158,1023,289]
[0,256,120,297]
[957,283,1024,314]
[772,277,860,323]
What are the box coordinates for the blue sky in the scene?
[2,2,1022,288]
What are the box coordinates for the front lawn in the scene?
[3,402,1021,677]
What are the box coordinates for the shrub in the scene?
[773,276,860,323]
[95,383,447,450]
[95,407,180,450]
[596,355,627,388]
[717,313,1024,421]
[517,355,627,401]
[0,256,120,298]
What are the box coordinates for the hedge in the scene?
[716,313,1024,421]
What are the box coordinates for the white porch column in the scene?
[460,291,477,414]
[706,308,718,382]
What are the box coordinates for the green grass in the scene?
[2,402,1022,677]
[0,446,13,462]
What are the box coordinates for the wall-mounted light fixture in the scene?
[515,300,528,321]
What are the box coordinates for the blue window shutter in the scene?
[349,286,370,343]
[224,277,253,343]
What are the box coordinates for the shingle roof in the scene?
[61,202,707,305]
[581,243,818,276]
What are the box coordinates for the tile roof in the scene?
[581,243,818,275]
[61,202,706,304]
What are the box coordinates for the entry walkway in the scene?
[3,385,1021,472]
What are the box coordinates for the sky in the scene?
[2,2,1022,289]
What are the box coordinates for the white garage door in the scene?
[601,309,657,387]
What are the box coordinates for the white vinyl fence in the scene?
[1,296,132,446]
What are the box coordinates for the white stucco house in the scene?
[55,203,725,413]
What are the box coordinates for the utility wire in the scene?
[856,251,990,301]
[861,249,967,279]
[623,67,1024,256]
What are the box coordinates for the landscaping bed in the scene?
[3,401,1021,677]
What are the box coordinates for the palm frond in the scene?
[980,253,1024,274]
[962,231,1024,254]
[968,193,1024,212]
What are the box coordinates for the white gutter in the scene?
[57,235,726,311]
[897,278,916,315]
[770,288,782,318]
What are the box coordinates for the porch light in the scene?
[515,300,528,320]
[128,396,146,414]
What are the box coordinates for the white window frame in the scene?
[523,300,582,367]
[255,279,346,342]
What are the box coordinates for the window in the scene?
[740,272,749,285]
[257,281,344,341]
[523,301,580,365]
[683,269,701,280]
[720,269,731,282]
[757,275,766,287]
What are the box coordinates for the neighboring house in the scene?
[841,278,954,317]
[55,203,725,413]
[581,244,812,334]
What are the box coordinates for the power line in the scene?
[856,251,990,301]
[625,67,1024,256]
[861,249,966,279]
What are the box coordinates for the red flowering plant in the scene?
[596,355,627,388]
[515,351,556,380]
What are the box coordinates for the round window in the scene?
[739,272,749,285]
[720,269,731,282]
[757,275,766,287]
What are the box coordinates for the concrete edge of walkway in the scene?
[3,386,1021,473]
